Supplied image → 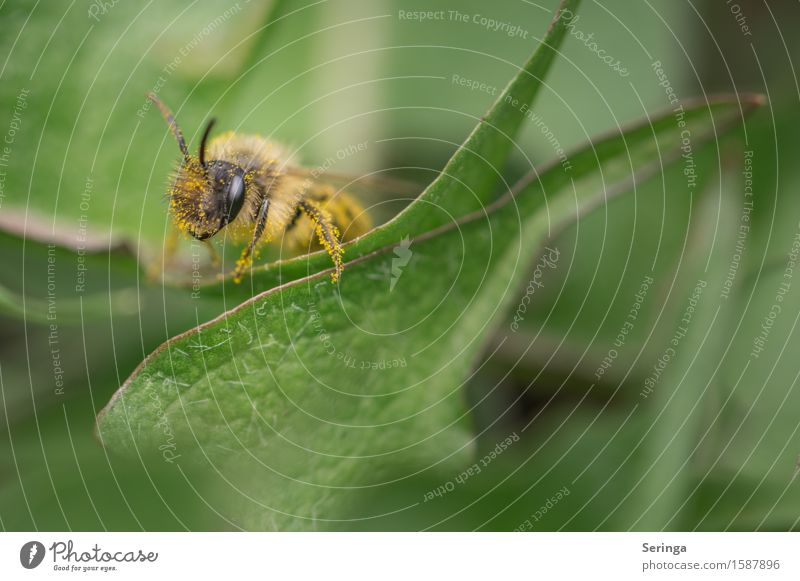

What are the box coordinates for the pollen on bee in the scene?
[299,202,344,283]
[232,255,252,284]
[150,99,365,286]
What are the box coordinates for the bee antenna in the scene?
[199,118,216,168]
[146,92,190,160]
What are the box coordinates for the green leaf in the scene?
[96,94,760,529]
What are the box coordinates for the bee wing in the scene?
[284,167,421,200]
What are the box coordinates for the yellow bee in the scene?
[147,93,371,283]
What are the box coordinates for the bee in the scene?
[147,93,372,283]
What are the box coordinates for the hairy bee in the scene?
[147,93,371,283]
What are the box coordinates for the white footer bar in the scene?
[1,532,796,579]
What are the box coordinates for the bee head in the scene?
[147,94,250,240]
[169,155,249,241]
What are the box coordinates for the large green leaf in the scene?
[96,94,760,529]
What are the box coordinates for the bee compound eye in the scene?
[224,172,246,225]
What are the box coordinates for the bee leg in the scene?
[299,200,343,283]
[233,198,270,283]
[285,206,303,232]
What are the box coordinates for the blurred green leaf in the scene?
[625,155,743,530]
[0,385,230,530]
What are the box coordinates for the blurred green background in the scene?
[1,0,799,530]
